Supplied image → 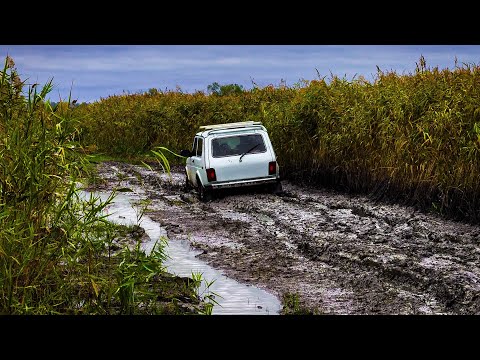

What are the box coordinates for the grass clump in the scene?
[281,292,317,315]
[0,56,208,314]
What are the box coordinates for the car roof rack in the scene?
[199,121,263,131]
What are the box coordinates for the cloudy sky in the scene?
[1,45,479,103]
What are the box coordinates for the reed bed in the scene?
[75,58,480,222]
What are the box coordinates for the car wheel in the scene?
[269,180,283,195]
[197,178,213,202]
[184,173,192,191]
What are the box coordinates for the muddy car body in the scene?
[180,121,282,201]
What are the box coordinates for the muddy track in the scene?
[91,161,480,314]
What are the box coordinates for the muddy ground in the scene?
[90,161,480,314]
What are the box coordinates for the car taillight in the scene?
[206,168,217,182]
[268,161,276,175]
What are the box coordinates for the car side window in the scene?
[196,137,203,157]
[192,138,197,153]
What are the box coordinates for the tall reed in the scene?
[0,56,205,314]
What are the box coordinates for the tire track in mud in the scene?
[257,188,480,314]
[92,161,480,314]
[219,192,446,314]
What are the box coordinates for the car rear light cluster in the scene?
[206,168,217,182]
[268,161,276,175]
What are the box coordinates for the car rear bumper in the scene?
[206,177,279,190]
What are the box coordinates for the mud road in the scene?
[90,161,480,314]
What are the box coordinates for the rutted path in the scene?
[90,161,480,314]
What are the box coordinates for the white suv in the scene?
[180,121,282,201]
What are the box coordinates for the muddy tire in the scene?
[184,173,192,191]
[269,180,283,195]
[197,178,213,202]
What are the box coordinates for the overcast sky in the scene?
[1,45,479,103]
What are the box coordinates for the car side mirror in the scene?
[180,149,192,157]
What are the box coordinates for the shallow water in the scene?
[80,189,282,315]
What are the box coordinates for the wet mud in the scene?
[89,161,480,314]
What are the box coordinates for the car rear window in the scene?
[212,134,266,158]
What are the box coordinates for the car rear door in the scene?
[209,131,274,182]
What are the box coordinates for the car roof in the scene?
[195,121,267,137]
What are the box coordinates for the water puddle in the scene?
[80,189,282,315]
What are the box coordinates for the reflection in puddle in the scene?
[80,190,282,315]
